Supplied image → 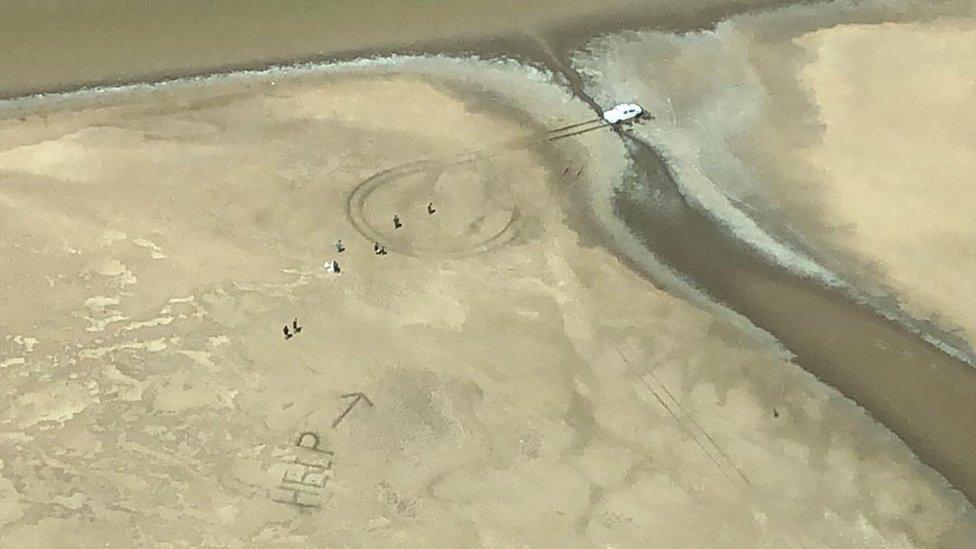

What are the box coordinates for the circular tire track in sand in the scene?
[345,157,521,259]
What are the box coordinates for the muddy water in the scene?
[4,0,975,504]
[0,0,646,98]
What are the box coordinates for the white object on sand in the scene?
[323,260,339,273]
[602,103,644,124]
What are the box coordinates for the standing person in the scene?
[374,242,380,254]
[426,202,436,215]
[335,239,344,253]
[283,325,292,340]
[393,214,402,229]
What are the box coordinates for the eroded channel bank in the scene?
[0,0,804,100]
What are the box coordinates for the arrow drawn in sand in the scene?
[332,392,373,428]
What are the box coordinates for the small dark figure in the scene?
[283,325,292,340]
[335,239,345,253]
[374,242,381,254]
[426,202,436,215]
[379,246,387,255]
[332,260,341,273]
[393,214,402,229]
[292,319,302,334]
[773,408,779,418]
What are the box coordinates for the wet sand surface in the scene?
[2,0,976,546]
[785,21,976,348]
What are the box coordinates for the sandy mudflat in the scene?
[791,21,976,347]
[1,61,974,546]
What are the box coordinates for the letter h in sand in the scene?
[271,432,335,509]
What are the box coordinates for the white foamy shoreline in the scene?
[0,54,549,114]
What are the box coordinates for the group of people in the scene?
[326,202,437,271]
[285,202,437,339]
[282,318,302,340]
